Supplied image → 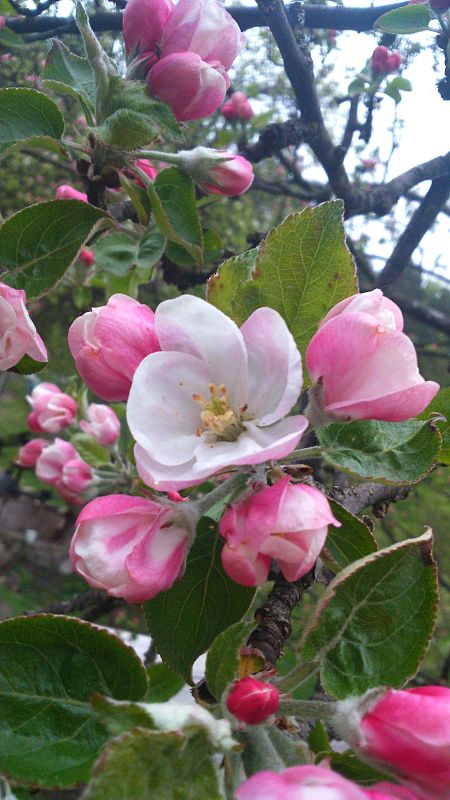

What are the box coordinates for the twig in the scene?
[24,589,124,619]
[328,483,410,516]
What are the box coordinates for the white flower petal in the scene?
[134,444,215,491]
[241,307,303,425]
[155,295,248,409]
[127,351,210,466]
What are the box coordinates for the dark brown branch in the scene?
[241,118,309,163]
[5,3,408,38]
[388,292,450,336]
[377,176,450,287]
[24,589,124,620]
[340,96,360,154]
[328,483,410,517]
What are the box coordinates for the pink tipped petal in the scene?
[125,522,188,601]
[241,307,303,425]
[327,381,439,422]
[148,52,227,121]
[321,289,403,332]
[155,295,248,409]
[221,542,271,587]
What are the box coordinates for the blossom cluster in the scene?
[124,0,244,120]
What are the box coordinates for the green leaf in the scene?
[148,166,203,266]
[9,353,47,375]
[75,1,116,121]
[308,721,330,756]
[329,752,389,785]
[144,518,255,684]
[0,26,26,50]
[323,500,377,570]
[0,200,112,299]
[318,419,442,484]
[0,88,64,159]
[82,728,223,800]
[71,432,111,467]
[384,76,413,104]
[347,77,368,97]
[145,664,184,702]
[42,39,96,113]
[0,614,148,788]
[300,531,438,698]
[205,621,255,701]
[139,226,166,269]
[94,228,165,276]
[418,387,450,465]
[375,4,432,33]
[207,202,357,378]
[99,78,182,146]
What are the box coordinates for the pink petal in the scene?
[241,307,303,425]
[221,542,271,587]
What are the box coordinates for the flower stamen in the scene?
[193,383,244,442]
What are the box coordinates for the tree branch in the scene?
[377,175,450,287]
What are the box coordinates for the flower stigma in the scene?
[193,383,245,442]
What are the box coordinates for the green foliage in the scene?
[384,76,412,104]
[0,200,112,298]
[207,201,357,375]
[323,501,377,569]
[71,432,111,467]
[300,531,438,698]
[144,518,255,683]
[0,615,148,787]
[42,40,96,122]
[145,664,184,702]
[419,387,450,464]
[317,419,441,484]
[0,26,25,50]
[93,228,166,276]
[0,87,64,158]
[98,79,182,147]
[147,166,203,266]
[205,620,255,701]
[375,4,432,34]
[9,353,47,375]
[82,728,223,800]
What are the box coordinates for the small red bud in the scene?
[226,676,280,724]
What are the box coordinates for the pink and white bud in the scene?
[55,185,88,202]
[0,282,47,371]
[221,91,254,121]
[159,0,243,71]
[226,677,279,724]
[27,382,77,433]
[80,403,121,446]
[235,765,371,800]
[220,477,340,587]
[174,147,254,195]
[35,438,92,503]
[123,0,174,56]
[80,248,95,267]
[17,438,48,468]
[68,294,160,402]
[148,52,227,120]
[305,290,439,424]
[61,458,93,493]
[334,687,450,800]
[70,494,195,602]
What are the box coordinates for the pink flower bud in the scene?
[68,294,160,402]
[361,158,379,172]
[226,677,279,724]
[334,687,450,800]
[80,248,95,267]
[371,46,401,75]
[159,0,244,71]
[202,153,254,196]
[35,438,82,502]
[123,0,174,56]
[236,765,371,800]
[0,282,47,371]
[17,438,48,468]
[70,494,194,602]
[61,458,93,493]
[131,158,159,187]
[27,383,77,433]
[0,16,6,29]
[220,478,340,587]
[364,784,423,800]
[80,403,121,446]
[221,91,254,121]
[55,185,88,202]
[148,52,227,120]
[305,290,439,424]
[385,52,401,72]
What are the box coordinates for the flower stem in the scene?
[279,446,323,464]
[194,472,250,518]
[278,699,337,721]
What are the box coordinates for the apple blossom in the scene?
[235,765,370,800]
[305,289,439,423]
[202,154,254,196]
[80,403,121,446]
[222,91,254,121]
[226,677,279,724]
[148,52,228,120]
[333,687,450,800]
[68,294,160,402]
[70,494,196,602]
[123,0,174,56]
[17,438,48,468]
[55,185,88,202]
[35,438,91,503]
[219,477,339,586]
[159,0,244,71]
[127,295,308,491]
[27,382,77,433]
[0,282,47,371]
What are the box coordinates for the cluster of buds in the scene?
[371,46,402,75]
[123,0,244,120]
[18,382,122,504]
[221,91,254,122]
